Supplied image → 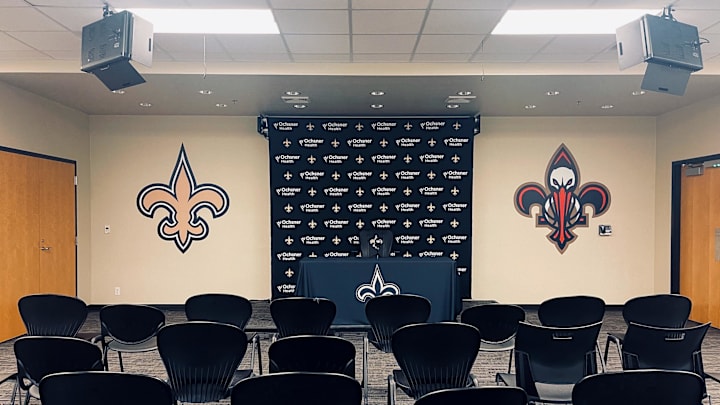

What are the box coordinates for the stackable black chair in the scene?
[185,293,262,373]
[388,322,481,404]
[268,335,355,377]
[460,303,526,373]
[537,295,606,371]
[230,372,362,405]
[497,321,602,404]
[572,369,705,405]
[99,304,165,371]
[18,293,89,337]
[13,336,103,405]
[359,230,393,258]
[415,386,528,405]
[39,371,175,405]
[604,293,691,364]
[364,294,431,353]
[269,297,336,339]
[157,321,253,403]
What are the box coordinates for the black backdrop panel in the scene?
[267,116,475,299]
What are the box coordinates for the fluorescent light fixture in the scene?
[123,9,279,34]
[492,9,655,35]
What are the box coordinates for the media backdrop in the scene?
[263,116,478,299]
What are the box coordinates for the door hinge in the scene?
[74,175,78,186]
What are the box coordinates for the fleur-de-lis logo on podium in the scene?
[355,264,400,302]
[137,145,229,253]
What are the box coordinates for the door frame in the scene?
[0,145,78,294]
[670,152,720,294]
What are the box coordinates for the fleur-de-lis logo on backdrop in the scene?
[137,145,229,253]
[355,264,400,302]
[369,233,383,252]
[514,144,610,253]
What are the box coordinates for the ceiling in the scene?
[2,0,720,117]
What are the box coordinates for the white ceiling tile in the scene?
[529,52,596,62]
[416,35,483,53]
[270,0,348,9]
[153,34,225,53]
[0,7,67,31]
[183,0,269,7]
[232,53,291,62]
[511,0,595,8]
[150,46,174,61]
[8,31,80,51]
[471,53,532,62]
[0,0,30,5]
[164,51,232,62]
[479,35,554,53]
[26,0,104,5]
[353,35,417,53]
[284,34,349,53]
[412,53,472,62]
[0,49,50,59]
[588,50,622,62]
[0,31,32,51]
[540,35,615,54]
[352,0,429,9]
[44,50,80,60]
[673,10,720,32]
[353,53,411,62]
[274,10,348,34]
[36,7,106,32]
[423,10,505,34]
[217,34,287,53]
[431,0,513,10]
[292,53,350,62]
[105,0,187,8]
[352,10,425,34]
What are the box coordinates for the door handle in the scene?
[40,246,51,251]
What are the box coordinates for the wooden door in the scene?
[679,165,720,324]
[0,150,76,341]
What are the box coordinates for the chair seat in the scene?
[106,336,157,353]
[393,369,474,398]
[496,373,574,403]
[480,338,515,352]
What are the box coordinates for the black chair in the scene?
[496,321,602,404]
[537,295,606,371]
[572,369,705,405]
[415,386,529,405]
[184,293,262,374]
[604,293,691,364]
[39,371,175,405]
[388,322,481,404]
[620,321,711,401]
[230,372,362,405]
[13,336,103,405]
[460,303,526,373]
[157,321,253,403]
[268,335,355,377]
[269,297,336,339]
[359,229,393,258]
[18,293,89,337]
[99,304,165,372]
[364,294,431,353]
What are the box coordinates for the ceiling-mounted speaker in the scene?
[616,13,703,96]
[81,10,153,91]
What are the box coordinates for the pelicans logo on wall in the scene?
[514,144,610,253]
[137,145,230,253]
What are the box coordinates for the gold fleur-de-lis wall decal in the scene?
[137,145,229,253]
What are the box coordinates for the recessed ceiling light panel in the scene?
[524,104,537,110]
[122,9,280,34]
[492,9,655,35]
[370,90,385,96]
[446,104,460,109]
[198,90,213,95]
[371,104,384,109]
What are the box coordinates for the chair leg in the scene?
[9,378,18,405]
[118,352,124,372]
[254,334,263,375]
[363,334,369,405]
[507,350,514,373]
[596,341,606,372]
[603,337,611,364]
[387,374,396,405]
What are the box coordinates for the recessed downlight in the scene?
[600,104,614,109]
[198,90,213,95]
[285,91,301,96]
[457,91,472,96]
[112,89,125,95]
[631,90,646,96]
[139,102,152,108]
[546,90,560,96]
[446,104,460,109]
[524,104,537,110]
[370,90,385,96]
[215,103,228,108]
[370,104,384,109]
[293,104,306,109]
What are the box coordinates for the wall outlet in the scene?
[104,225,111,234]
[114,287,121,296]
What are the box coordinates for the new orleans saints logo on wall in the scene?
[137,145,229,253]
[514,144,610,253]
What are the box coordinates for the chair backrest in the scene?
[571,369,705,405]
[415,386,528,405]
[364,294,431,352]
[359,230,393,258]
[460,304,525,344]
[14,336,103,386]
[622,294,691,328]
[185,293,253,330]
[100,304,165,344]
[621,321,710,374]
[270,297,336,338]
[537,295,605,327]
[513,321,602,400]
[39,371,175,405]
[268,335,356,378]
[157,321,248,403]
[391,322,481,399]
[18,293,88,337]
[230,372,362,405]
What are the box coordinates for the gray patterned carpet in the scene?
[0,300,719,405]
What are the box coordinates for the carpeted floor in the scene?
[1,300,719,405]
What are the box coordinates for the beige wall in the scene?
[655,95,720,293]
[89,115,270,303]
[0,81,91,300]
[474,117,657,304]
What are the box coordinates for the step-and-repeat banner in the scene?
[262,116,478,299]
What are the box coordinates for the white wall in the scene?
[0,81,91,299]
